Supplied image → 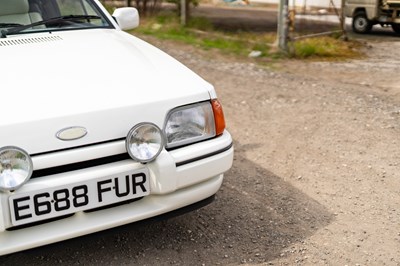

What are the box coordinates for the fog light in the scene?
[0,146,33,192]
[126,123,164,163]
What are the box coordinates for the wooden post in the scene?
[341,0,348,40]
[181,0,187,26]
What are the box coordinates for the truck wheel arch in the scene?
[353,8,367,16]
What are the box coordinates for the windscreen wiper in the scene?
[0,23,23,27]
[1,15,101,38]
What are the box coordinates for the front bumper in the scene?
[0,131,233,256]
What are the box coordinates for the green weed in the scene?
[291,37,361,59]
[133,13,361,60]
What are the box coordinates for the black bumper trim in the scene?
[130,194,216,225]
[175,142,233,167]
[30,142,233,179]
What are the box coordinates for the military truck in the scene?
[345,0,400,33]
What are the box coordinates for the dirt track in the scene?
[2,6,400,266]
[191,4,338,33]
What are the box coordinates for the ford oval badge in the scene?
[56,127,88,141]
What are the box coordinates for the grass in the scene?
[134,14,277,56]
[290,36,361,59]
[132,13,361,60]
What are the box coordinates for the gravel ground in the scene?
[153,37,400,265]
[2,27,400,266]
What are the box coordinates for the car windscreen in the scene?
[0,0,112,36]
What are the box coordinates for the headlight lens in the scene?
[165,102,216,149]
[126,123,164,163]
[0,147,33,192]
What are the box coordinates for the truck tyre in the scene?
[392,23,400,34]
[352,12,372,33]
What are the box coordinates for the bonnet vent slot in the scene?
[0,36,62,46]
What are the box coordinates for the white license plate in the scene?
[9,169,150,226]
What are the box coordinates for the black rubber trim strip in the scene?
[134,194,215,224]
[175,142,233,167]
[30,141,233,178]
[84,197,143,213]
[7,214,75,231]
[31,137,126,157]
[31,153,131,179]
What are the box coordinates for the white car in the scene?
[0,0,233,255]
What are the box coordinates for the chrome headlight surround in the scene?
[164,101,216,149]
[0,146,33,192]
[126,123,164,163]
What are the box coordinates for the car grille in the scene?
[31,153,131,179]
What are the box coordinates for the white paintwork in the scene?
[0,29,214,154]
[0,0,233,255]
[0,132,233,255]
[112,7,139,30]
[1,176,224,255]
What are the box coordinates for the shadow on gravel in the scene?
[0,141,333,265]
[347,28,400,40]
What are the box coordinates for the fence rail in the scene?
[101,0,130,7]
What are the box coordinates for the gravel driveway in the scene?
[2,32,400,265]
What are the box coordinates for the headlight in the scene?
[165,102,216,149]
[126,123,164,163]
[0,146,33,192]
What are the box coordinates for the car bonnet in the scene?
[0,29,213,154]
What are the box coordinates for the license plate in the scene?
[9,169,150,226]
